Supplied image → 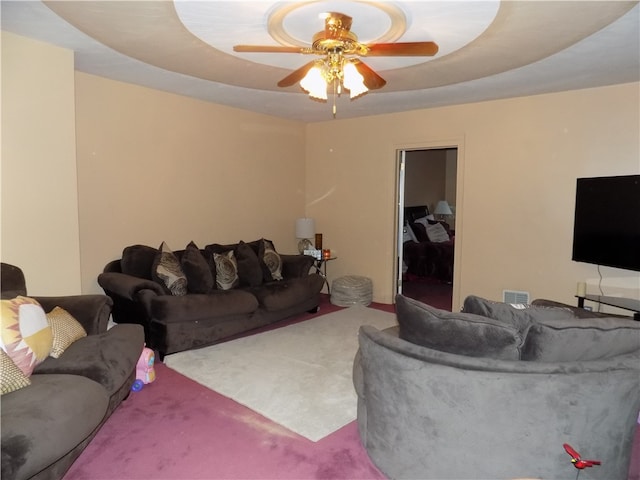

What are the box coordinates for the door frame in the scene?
[393,137,465,311]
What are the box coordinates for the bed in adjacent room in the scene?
[402,205,454,283]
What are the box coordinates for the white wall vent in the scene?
[502,290,530,305]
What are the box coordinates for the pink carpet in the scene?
[62,295,640,479]
[64,296,390,480]
[64,362,385,480]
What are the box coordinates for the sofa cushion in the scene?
[0,296,53,376]
[522,316,640,362]
[213,251,240,290]
[259,239,283,281]
[1,373,109,480]
[280,254,316,280]
[396,295,524,360]
[46,307,87,358]
[121,244,157,279]
[235,241,263,287]
[462,295,575,334]
[250,275,321,312]
[205,242,237,255]
[152,242,188,296]
[181,241,215,294]
[243,238,273,282]
[0,349,31,395]
[149,290,259,322]
[33,324,144,397]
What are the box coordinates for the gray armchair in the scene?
[354,295,640,480]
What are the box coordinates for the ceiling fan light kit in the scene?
[299,53,369,112]
[233,11,438,118]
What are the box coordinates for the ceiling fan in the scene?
[233,12,439,115]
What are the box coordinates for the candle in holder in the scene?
[322,249,331,260]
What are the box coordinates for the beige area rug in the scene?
[164,306,397,442]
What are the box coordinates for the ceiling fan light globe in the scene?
[300,66,328,100]
[343,62,369,98]
[348,83,368,99]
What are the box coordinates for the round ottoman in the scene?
[330,275,373,307]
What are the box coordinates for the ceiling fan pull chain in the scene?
[332,79,337,118]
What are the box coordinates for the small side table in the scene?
[313,257,336,294]
[576,294,640,320]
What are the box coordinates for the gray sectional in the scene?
[354,294,640,479]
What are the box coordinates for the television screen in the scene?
[572,174,640,271]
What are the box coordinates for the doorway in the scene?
[395,147,458,311]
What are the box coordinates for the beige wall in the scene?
[1,32,81,294]
[403,149,457,226]
[445,148,457,213]
[75,73,306,293]
[404,149,446,211]
[3,32,639,313]
[305,84,640,309]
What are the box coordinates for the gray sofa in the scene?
[354,294,640,480]
[1,263,145,480]
[98,239,324,359]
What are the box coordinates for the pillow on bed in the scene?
[426,222,450,243]
[410,222,428,242]
[403,224,418,243]
[414,215,435,229]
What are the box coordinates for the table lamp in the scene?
[433,200,453,222]
[295,218,315,254]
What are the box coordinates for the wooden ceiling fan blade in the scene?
[352,60,386,90]
[234,45,304,54]
[277,61,317,88]
[365,41,439,56]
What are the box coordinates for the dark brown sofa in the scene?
[98,238,324,359]
[1,263,144,480]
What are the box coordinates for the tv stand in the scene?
[576,295,640,321]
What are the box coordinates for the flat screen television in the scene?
[572,174,640,271]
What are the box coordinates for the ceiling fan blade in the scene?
[364,41,439,57]
[234,45,305,54]
[352,60,387,90]
[277,61,317,88]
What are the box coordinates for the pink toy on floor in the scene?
[132,347,156,391]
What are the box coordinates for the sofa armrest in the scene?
[32,295,113,335]
[98,272,165,300]
[280,254,314,279]
[103,259,122,273]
